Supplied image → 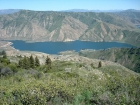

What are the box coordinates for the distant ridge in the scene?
[123,9,140,12]
[0,9,139,13]
[62,9,124,12]
[0,9,20,15]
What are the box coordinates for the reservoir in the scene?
[10,40,134,54]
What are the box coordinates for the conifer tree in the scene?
[2,50,6,55]
[35,56,40,67]
[30,55,35,68]
[2,50,7,59]
[18,59,23,68]
[45,56,52,69]
[98,61,102,68]
[23,56,29,69]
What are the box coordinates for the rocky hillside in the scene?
[0,10,140,47]
[113,9,140,25]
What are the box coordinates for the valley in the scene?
[0,9,140,105]
[0,10,140,47]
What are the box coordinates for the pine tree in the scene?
[30,55,35,68]
[23,56,30,69]
[98,61,102,68]
[2,50,6,55]
[2,50,7,59]
[18,59,23,68]
[35,56,40,67]
[45,56,52,69]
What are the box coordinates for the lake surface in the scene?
[10,40,134,54]
[136,25,140,29]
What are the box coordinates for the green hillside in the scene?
[0,10,140,47]
[79,48,140,73]
[0,51,140,105]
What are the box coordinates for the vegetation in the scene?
[29,55,35,68]
[17,55,41,69]
[45,56,52,70]
[35,56,40,67]
[0,50,140,105]
[79,48,140,73]
[98,61,102,68]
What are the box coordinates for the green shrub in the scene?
[0,67,13,76]
[8,63,18,73]
[34,72,44,79]
[98,61,102,68]
[90,63,95,69]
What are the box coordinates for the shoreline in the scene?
[0,41,13,47]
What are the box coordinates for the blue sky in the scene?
[0,0,140,11]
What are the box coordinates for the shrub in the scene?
[90,63,95,69]
[8,63,18,73]
[0,67,13,76]
[34,72,44,79]
[98,61,102,68]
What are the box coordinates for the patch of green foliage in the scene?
[79,48,140,73]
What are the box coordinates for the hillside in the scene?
[0,50,140,105]
[113,9,140,25]
[0,10,140,47]
[79,48,140,73]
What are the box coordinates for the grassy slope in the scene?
[0,55,140,105]
[79,48,140,73]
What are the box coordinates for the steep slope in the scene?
[79,48,140,73]
[0,10,140,47]
[113,9,140,25]
[0,11,88,41]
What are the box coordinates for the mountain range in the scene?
[61,9,124,12]
[0,9,140,47]
[0,9,20,15]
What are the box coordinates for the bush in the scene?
[1,58,10,65]
[34,72,44,79]
[79,63,85,68]
[8,63,18,73]
[90,63,95,69]
[0,67,13,76]
[98,61,102,68]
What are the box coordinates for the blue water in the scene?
[136,25,140,29]
[10,40,134,54]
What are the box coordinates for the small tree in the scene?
[2,50,7,59]
[98,61,102,68]
[0,51,10,65]
[18,59,23,68]
[2,50,6,55]
[30,55,35,68]
[35,56,40,67]
[23,56,30,69]
[45,56,52,69]
[90,63,95,69]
